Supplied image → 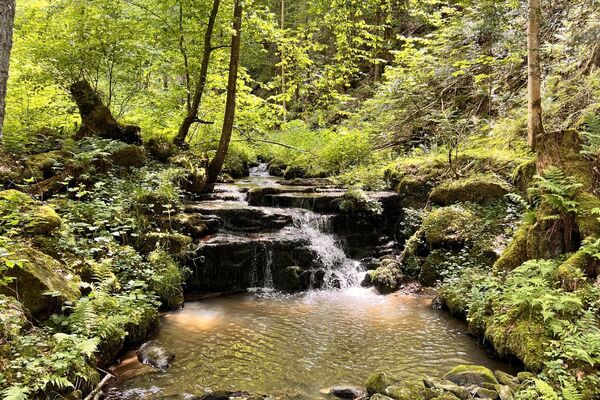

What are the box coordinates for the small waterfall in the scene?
[249,163,270,177]
[291,210,364,289]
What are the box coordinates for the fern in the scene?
[581,112,600,156]
[1,386,31,400]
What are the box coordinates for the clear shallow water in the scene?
[120,289,512,399]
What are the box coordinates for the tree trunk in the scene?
[280,0,286,121]
[173,0,221,147]
[70,79,141,144]
[527,0,543,151]
[0,0,16,141]
[206,0,243,184]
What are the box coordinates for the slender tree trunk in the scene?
[173,0,221,147]
[206,0,243,184]
[0,0,16,141]
[527,0,543,151]
[280,0,287,121]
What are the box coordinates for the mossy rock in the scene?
[429,174,510,206]
[109,144,147,168]
[274,266,303,292]
[484,319,548,371]
[25,150,66,180]
[386,384,425,400]
[493,223,531,271]
[365,262,402,294]
[0,189,62,235]
[0,244,80,318]
[512,160,536,193]
[139,232,192,256]
[268,160,287,177]
[556,250,589,291]
[421,206,479,247]
[180,170,206,195]
[145,137,180,162]
[0,295,28,340]
[443,365,498,387]
[366,372,399,395]
[370,395,395,400]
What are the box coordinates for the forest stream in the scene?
[114,166,513,399]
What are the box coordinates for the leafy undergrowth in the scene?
[0,138,201,399]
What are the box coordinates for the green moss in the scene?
[0,295,28,340]
[493,222,531,271]
[429,174,510,206]
[512,159,537,193]
[421,206,479,246]
[577,192,600,238]
[0,244,80,318]
[0,190,62,235]
[147,249,184,310]
[484,318,548,371]
[25,150,65,180]
[366,372,399,395]
[28,205,62,235]
[556,250,589,291]
[386,384,425,400]
[139,232,192,256]
[109,144,147,168]
[443,365,498,386]
[367,263,402,294]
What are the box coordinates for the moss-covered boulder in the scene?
[283,166,306,180]
[0,190,62,235]
[386,384,426,400]
[421,206,479,247]
[268,160,287,177]
[110,144,147,168]
[0,244,80,318]
[429,174,510,206]
[512,160,536,193]
[366,372,399,396]
[555,250,589,291]
[363,260,403,294]
[25,150,66,180]
[145,137,180,163]
[180,170,206,195]
[443,365,498,387]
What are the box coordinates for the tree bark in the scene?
[173,0,221,147]
[280,0,286,121]
[527,0,543,151]
[70,79,141,144]
[0,0,16,141]
[206,0,243,184]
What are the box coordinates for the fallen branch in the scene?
[84,372,115,400]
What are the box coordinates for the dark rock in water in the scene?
[193,391,252,400]
[283,166,306,180]
[137,341,175,371]
[431,295,443,310]
[329,387,363,399]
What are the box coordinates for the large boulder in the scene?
[0,244,80,318]
[0,190,62,235]
[421,206,479,247]
[363,260,402,294]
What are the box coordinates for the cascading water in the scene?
[290,210,365,289]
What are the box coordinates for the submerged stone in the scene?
[329,387,363,399]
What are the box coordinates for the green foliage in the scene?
[528,167,583,220]
[580,113,600,156]
[334,187,383,216]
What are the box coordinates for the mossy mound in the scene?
[512,159,537,193]
[366,372,400,396]
[429,174,510,206]
[0,190,62,235]
[268,159,287,177]
[0,244,80,318]
[363,260,402,294]
[145,137,180,162]
[443,365,498,387]
[109,144,147,168]
[25,150,66,180]
[421,206,479,247]
[556,250,589,291]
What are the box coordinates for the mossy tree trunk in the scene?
[0,0,16,141]
[70,79,142,144]
[173,0,221,148]
[527,0,543,151]
[206,0,243,184]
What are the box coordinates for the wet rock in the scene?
[495,385,514,400]
[109,350,157,381]
[283,166,306,180]
[493,371,519,391]
[366,372,399,395]
[443,365,499,387]
[137,340,175,371]
[515,372,535,384]
[386,384,427,400]
[473,387,498,399]
[365,262,402,294]
[329,387,363,399]
[423,377,470,400]
[274,266,304,292]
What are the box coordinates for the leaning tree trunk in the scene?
[0,0,16,141]
[206,0,243,184]
[527,0,543,151]
[173,0,221,147]
[70,79,141,144]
